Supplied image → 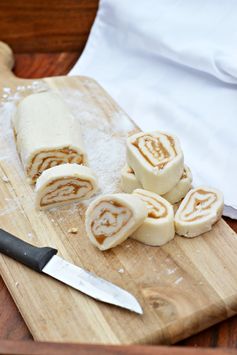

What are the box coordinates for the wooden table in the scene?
[0,51,236,352]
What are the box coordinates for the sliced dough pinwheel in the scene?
[121,164,142,193]
[132,189,175,246]
[85,193,148,251]
[127,131,184,195]
[13,92,87,184]
[162,165,192,204]
[175,187,224,238]
[35,164,98,210]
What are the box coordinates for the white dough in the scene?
[121,164,142,193]
[175,186,224,238]
[85,193,148,251]
[162,165,192,204]
[13,91,87,183]
[132,189,175,246]
[127,131,184,195]
[35,164,97,210]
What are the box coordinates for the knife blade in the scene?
[0,228,143,314]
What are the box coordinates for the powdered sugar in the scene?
[166,267,177,275]
[0,101,19,163]
[61,87,136,195]
[0,81,48,104]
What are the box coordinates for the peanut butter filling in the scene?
[181,167,188,179]
[132,133,177,168]
[180,189,217,222]
[40,177,92,207]
[91,201,132,244]
[27,147,84,182]
[134,192,167,219]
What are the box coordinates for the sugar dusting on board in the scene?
[0,101,20,167]
[60,87,135,196]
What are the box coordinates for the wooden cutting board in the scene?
[0,41,237,345]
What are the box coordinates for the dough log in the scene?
[162,165,192,204]
[121,164,142,193]
[14,92,87,183]
[85,193,148,251]
[35,164,97,210]
[132,189,175,246]
[175,187,224,237]
[127,131,184,195]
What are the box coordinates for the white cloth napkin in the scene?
[70,0,237,219]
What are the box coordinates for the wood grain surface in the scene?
[0,0,98,52]
[0,44,237,348]
[1,340,237,355]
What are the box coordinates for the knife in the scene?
[0,228,143,314]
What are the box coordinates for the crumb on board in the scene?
[166,267,177,275]
[15,281,19,287]
[174,276,183,285]
[68,227,78,234]
[1,175,9,183]
[118,268,125,274]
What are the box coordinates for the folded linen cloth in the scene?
[70,0,237,218]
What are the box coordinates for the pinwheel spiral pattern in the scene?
[134,190,168,219]
[86,194,148,250]
[132,189,175,246]
[27,147,84,183]
[175,187,224,237]
[35,164,97,210]
[127,131,184,195]
[132,133,178,168]
[178,189,218,222]
[90,200,132,245]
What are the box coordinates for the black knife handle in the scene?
[0,228,57,272]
